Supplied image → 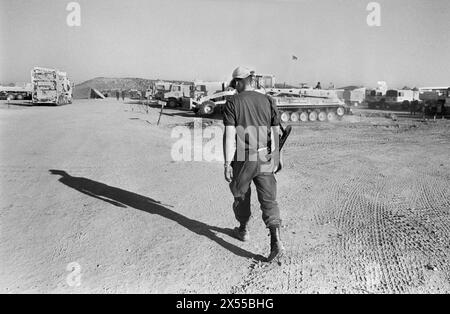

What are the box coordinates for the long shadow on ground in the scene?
[49,170,264,261]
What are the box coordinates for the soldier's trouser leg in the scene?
[253,174,281,228]
[232,189,251,225]
[230,161,258,225]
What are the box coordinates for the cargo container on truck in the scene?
[31,67,72,105]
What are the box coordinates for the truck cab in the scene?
[149,81,172,101]
[366,89,386,109]
[163,83,191,108]
[385,89,419,110]
[190,84,207,103]
[255,74,275,90]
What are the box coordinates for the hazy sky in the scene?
[1,0,449,88]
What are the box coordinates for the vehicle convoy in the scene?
[418,87,450,116]
[365,80,423,111]
[378,89,420,111]
[31,67,72,105]
[0,84,32,101]
[147,81,191,108]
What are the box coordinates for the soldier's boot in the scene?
[267,226,285,263]
[234,222,250,242]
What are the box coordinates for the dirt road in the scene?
[0,99,449,293]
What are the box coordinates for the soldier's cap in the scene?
[232,66,255,79]
[230,66,255,88]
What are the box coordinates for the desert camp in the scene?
[1,0,449,298]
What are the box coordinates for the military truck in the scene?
[366,89,387,109]
[0,84,32,101]
[163,83,192,108]
[419,86,450,116]
[366,88,420,111]
[31,67,72,105]
[383,89,420,111]
[146,81,171,101]
[148,81,191,108]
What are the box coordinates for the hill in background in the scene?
[73,77,191,99]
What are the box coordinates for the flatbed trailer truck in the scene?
[0,84,32,101]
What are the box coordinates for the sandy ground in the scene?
[0,99,449,294]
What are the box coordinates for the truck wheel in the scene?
[290,112,300,122]
[167,99,178,108]
[6,94,15,101]
[198,101,215,116]
[299,111,308,122]
[280,111,290,123]
[402,101,410,110]
[309,111,318,122]
[318,111,327,122]
[16,94,24,101]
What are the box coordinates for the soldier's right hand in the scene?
[224,165,233,183]
[275,151,284,174]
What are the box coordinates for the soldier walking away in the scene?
[121,90,125,101]
[223,66,285,263]
[116,90,120,101]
